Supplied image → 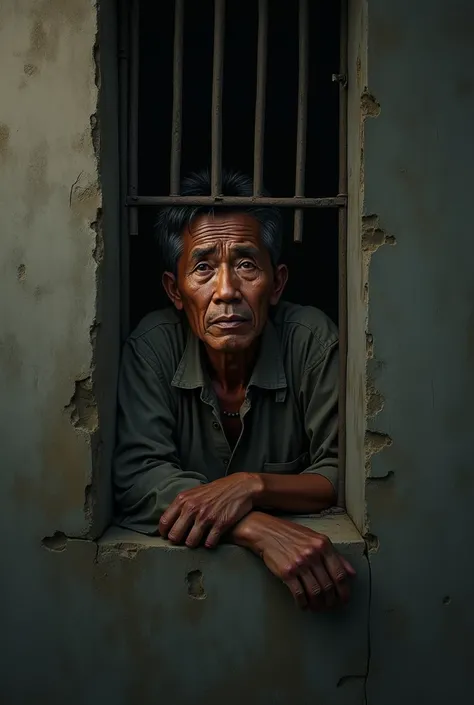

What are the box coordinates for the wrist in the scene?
[246,472,265,506]
[231,510,274,554]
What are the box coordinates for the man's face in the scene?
[163,213,288,353]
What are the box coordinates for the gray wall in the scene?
[0,0,472,703]
[365,1,474,702]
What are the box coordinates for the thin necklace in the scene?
[221,410,240,418]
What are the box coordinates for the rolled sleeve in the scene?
[299,340,339,492]
[113,338,207,534]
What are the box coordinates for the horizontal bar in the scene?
[127,195,347,208]
[294,0,309,243]
[253,0,268,196]
[170,0,184,194]
[211,0,226,196]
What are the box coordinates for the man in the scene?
[114,169,355,611]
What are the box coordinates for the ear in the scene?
[270,264,288,305]
[162,271,184,310]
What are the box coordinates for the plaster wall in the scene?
[1,0,473,704]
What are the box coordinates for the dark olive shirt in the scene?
[113,301,339,534]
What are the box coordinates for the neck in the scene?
[204,343,258,393]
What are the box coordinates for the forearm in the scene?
[229,510,270,553]
[115,465,207,535]
[252,471,336,514]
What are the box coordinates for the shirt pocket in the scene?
[263,452,308,474]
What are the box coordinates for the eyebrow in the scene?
[232,245,260,259]
[190,245,218,263]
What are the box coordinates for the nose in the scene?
[213,264,241,304]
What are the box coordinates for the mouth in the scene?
[209,315,250,329]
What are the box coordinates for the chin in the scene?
[206,333,256,353]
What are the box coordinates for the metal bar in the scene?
[119,0,130,340]
[294,0,309,243]
[170,0,184,194]
[128,0,139,236]
[127,195,346,207]
[253,0,268,195]
[211,0,225,196]
[337,0,348,508]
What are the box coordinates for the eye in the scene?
[195,262,212,272]
[238,260,256,270]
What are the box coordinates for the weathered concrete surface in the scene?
[364,0,474,703]
[2,0,472,703]
[0,3,368,704]
[0,0,101,539]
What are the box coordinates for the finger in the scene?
[299,570,324,611]
[167,513,195,544]
[286,578,308,610]
[341,556,356,576]
[323,551,351,604]
[185,520,208,549]
[159,503,182,538]
[205,523,225,549]
[312,564,337,609]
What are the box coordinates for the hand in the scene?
[159,473,263,548]
[234,512,356,611]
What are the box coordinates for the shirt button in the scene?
[212,421,220,431]
[223,459,229,466]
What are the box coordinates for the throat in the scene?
[204,341,258,392]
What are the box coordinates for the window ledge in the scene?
[100,512,364,552]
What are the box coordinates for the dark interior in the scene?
[130,0,341,331]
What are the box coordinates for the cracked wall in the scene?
[362,1,474,703]
[0,0,104,540]
[3,1,473,704]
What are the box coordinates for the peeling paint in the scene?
[366,379,384,418]
[361,90,381,118]
[186,570,207,600]
[365,430,393,471]
[65,376,98,433]
[42,531,68,552]
[96,542,145,562]
[364,533,380,553]
[17,263,27,282]
[366,333,374,359]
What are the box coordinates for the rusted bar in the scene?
[170,0,184,194]
[211,0,225,196]
[253,0,268,195]
[128,195,346,207]
[337,0,348,508]
[294,0,309,243]
[128,0,139,236]
[119,0,130,339]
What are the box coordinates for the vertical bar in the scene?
[170,0,184,194]
[253,0,268,195]
[211,0,225,196]
[119,0,130,340]
[128,0,139,236]
[337,0,348,507]
[294,0,309,243]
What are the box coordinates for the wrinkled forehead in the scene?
[184,212,262,244]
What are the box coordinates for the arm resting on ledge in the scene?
[252,471,336,514]
[229,510,355,611]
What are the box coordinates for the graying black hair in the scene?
[155,168,283,274]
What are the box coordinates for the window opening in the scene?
[119,0,348,507]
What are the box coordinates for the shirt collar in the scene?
[171,317,287,394]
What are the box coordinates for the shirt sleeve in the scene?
[299,339,339,492]
[113,337,208,535]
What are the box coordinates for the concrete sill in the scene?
[100,512,364,552]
